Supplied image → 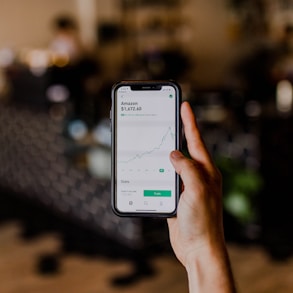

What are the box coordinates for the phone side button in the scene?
[109,109,112,132]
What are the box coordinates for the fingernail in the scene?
[171,150,184,159]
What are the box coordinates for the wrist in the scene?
[184,241,236,293]
[182,234,226,267]
[184,240,226,271]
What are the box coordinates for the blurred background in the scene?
[0,0,293,292]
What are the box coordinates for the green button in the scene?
[144,190,171,197]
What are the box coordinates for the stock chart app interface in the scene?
[115,85,177,213]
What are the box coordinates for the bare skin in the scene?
[168,101,236,293]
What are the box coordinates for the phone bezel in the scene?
[111,80,182,217]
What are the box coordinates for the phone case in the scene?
[111,80,182,217]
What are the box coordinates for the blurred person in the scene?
[48,15,100,123]
[168,101,236,293]
[50,15,84,64]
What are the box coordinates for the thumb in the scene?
[169,150,186,175]
[170,150,201,190]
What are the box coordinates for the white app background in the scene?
[116,86,176,213]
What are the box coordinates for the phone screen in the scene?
[111,81,181,216]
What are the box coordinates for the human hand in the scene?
[168,101,224,267]
[168,101,235,292]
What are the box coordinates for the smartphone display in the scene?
[111,81,181,217]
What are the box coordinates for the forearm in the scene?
[185,243,236,293]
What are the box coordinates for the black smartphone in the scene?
[111,80,182,217]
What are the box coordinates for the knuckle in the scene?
[181,157,197,169]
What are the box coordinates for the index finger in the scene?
[181,101,214,169]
